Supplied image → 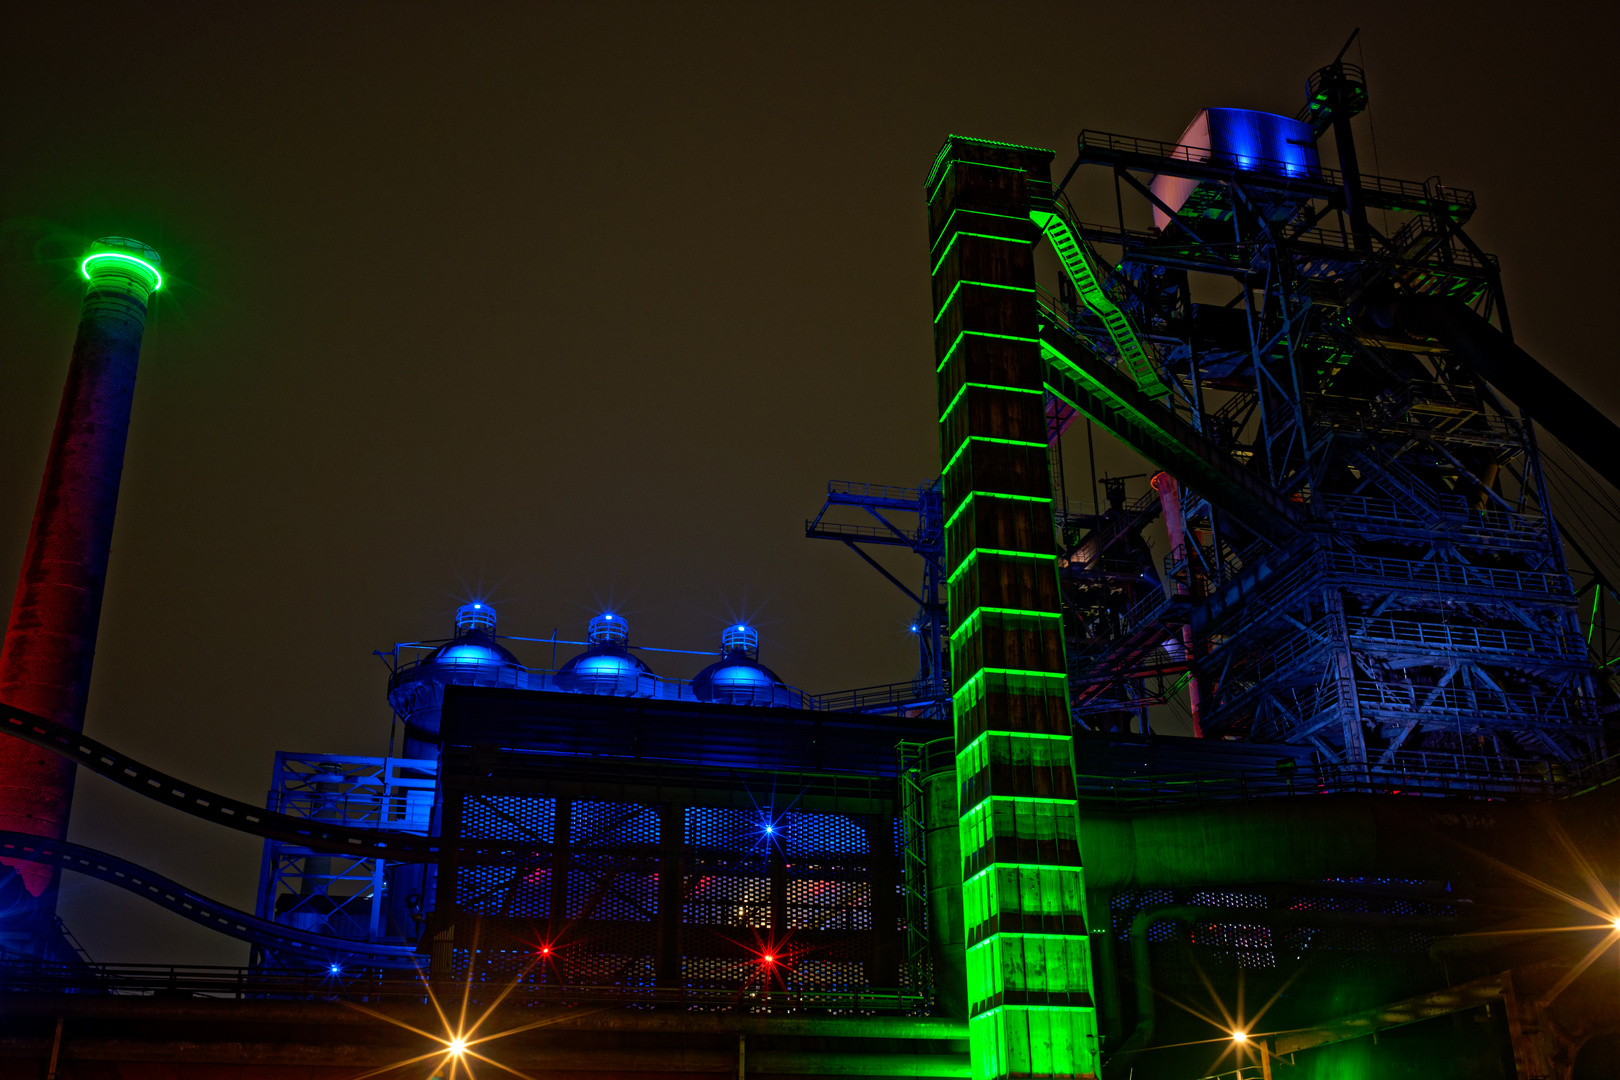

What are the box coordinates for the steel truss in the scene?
[805,480,948,718]
[254,751,436,970]
[1032,73,1609,774]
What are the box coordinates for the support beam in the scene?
[1037,330,1301,548]
[1271,974,1504,1056]
[1397,296,1620,493]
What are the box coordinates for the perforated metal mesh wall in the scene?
[462,794,555,842]
[442,790,912,1004]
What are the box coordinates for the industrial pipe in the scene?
[0,239,161,899]
[1104,905,1458,1078]
[1150,471,1203,735]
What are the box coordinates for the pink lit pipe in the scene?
[1151,471,1204,737]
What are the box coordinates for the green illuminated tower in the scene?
[929,138,1099,1079]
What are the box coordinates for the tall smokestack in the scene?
[0,237,162,899]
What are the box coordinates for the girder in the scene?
[1398,295,1620,493]
[0,831,420,966]
[988,111,1615,773]
[1036,325,1301,548]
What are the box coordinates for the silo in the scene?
[0,239,162,901]
[691,624,800,707]
[386,603,528,760]
[554,613,656,696]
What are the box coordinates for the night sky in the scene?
[3,4,1616,964]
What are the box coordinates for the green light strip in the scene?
[959,793,1077,819]
[931,229,1031,278]
[948,608,1061,644]
[934,280,1036,324]
[942,489,1052,531]
[930,208,1035,256]
[81,252,162,291]
[962,862,1083,889]
[936,329,1039,374]
[955,729,1071,762]
[941,435,1046,477]
[945,548,1057,587]
[939,382,1043,429]
[951,665,1067,700]
[970,1004,1093,1018]
[967,932,1090,955]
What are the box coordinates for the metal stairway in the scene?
[1030,202,1170,398]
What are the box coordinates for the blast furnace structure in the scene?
[0,53,1618,1080]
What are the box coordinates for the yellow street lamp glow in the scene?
[1611,916,1620,931]
[1231,1030,1248,1043]
[447,1037,467,1056]
[80,251,163,291]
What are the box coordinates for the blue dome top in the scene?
[556,647,652,694]
[693,647,794,707]
[429,639,518,670]
[556,615,654,695]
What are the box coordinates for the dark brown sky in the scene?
[3,3,1616,964]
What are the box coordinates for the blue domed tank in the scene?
[555,613,655,696]
[693,624,797,707]
[387,603,529,759]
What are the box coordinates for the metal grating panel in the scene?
[572,800,659,846]
[462,795,555,843]
[685,860,771,927]
[782,812,868,856]
[565,854,657,921]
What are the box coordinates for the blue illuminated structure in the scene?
[555,613,655,695]
[1149,107,1320,230]
[692,623,799,707]
[251,750,435,971]
[387,603,530,760]
[804,480,946,717]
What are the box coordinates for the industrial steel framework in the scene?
[1023,63,1609,782]
[426,689,934,1010]
[926,57,1617,1080]
[806,479,948,717]
[252,751,435,970]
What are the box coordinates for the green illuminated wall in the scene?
[927,136,1099,1080]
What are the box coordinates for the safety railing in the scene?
[0,959,925,1010]
[1291,221,1495,274]
[1072,743,1617,811]
[813,679,947,716]
[805,519,920,545]
[1355,680,1597,725]
[827,479,935,503]
[1345,615,1583,660]
[1062,489,1163,567]
[1161,536,1258,595]
[1213,624,1332,692]
[270,792,432,832]
[1324,550,1573,598]
[1077,129,1476,214]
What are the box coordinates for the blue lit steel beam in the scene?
[0,831,421,966]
